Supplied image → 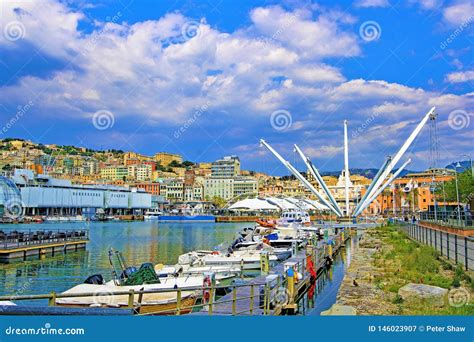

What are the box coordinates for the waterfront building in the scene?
[154,152,183,166]
[203,178,233,200]
[203,176,257,200]
[135,182,160,195]
[160,178,184,202]
[233,177,258,197]
[5,169,151,217]
[211,156,240,178]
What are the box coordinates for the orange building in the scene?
[135,182,161,195]
[362,169,455,215]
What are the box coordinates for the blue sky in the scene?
[0,0,472,175]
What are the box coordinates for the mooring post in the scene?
[232,287,237,315]
[176,289,182,315]
[203,272,216,314]
[249,284,254,315]
[284,262,296,304]
[260,250,269,274]
[48,291,56,306]
[127,290,135,308]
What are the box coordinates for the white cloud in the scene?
[445,70,474,83]
[0,1,472,171]
[249,6,360,60]
[304,145,344,158]
[443,0,474,26]
[354,0,390,8]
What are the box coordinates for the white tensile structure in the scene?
[227,196,327,212]
[260,107,436,217]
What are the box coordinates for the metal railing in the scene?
[0,229,89,250]
[419,211,473,228]
[398,222,474,271]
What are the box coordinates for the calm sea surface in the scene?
[0,221,357,315]
[0,221,247,297]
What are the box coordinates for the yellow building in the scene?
[154,152,183,166]
[100,166,128,180]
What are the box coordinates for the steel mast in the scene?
[260,139,341,216]
[293,144,343,216]
[354,107,435,216]
[358,158,412,214]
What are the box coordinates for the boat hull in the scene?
[56,296,197,315]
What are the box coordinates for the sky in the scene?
[0,0,473,175]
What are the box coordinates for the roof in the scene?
[228,198,279,211]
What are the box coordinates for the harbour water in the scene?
[0,221,356,315]
[0,221,246,298]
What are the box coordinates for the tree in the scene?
[211,196,226,208]
[182,161,194,167]
[435,170,474,203]
[168,160,181,168]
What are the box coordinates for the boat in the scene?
[144,209,162,220]
[155,264,240,281]
[177,245,283,270]
[55,282,197,315]
[276,210,311,227]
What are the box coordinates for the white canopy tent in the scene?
[301,199,330,211]
[228,198,279,211]
[265,197,299,210]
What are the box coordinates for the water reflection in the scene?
[0,221,246,298]
[300,236,358,315]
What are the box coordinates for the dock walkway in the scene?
[0,229,89,262]
[193,230,348,316]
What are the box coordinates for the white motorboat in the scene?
[144,209,162,220]
[155,264,240,281]
[178,249,279,270]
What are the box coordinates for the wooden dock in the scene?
[0,229,89,262]
[192,230,349,316]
